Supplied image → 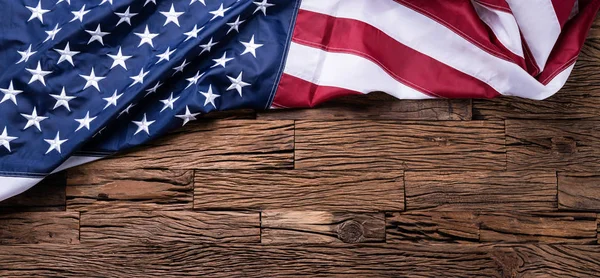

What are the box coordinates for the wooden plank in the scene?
[0,172,66,212]
[295,121,506,170]
[506,120,600,171]
[259,92,471,120]
[261,211,385,244]
[386,212,479,243]
[558,172,600,211]
[73,120,294,170]
[404,171,557,211]
[80,210,259,243]
[479,212,598,244]
[0,212,79,244]
[194,170,404,211]
[66,169,194,212]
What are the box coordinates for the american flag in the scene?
[0,0,598,201]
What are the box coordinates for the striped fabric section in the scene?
[272,0,600,108]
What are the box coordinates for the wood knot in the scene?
[338,220,364,243]
[551,137,577,154]
[97,193,109,200]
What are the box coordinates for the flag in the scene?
[0,0,598,201]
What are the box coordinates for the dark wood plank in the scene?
[404,171,557,211]
[506,120,600,171]
[0,212,79,244]
[194,170,404,211]
[259,93,471,120]
[295,121,506,170]
[80,210,259,243]
[66,169,193,212]
[386,212,479,243]
[73,120,294,170]
[261,211,385,244]
[0,172,66,212]
[558,172,600,211]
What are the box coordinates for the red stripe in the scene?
[551,0,577,28]
[474,0,512,13]
[274,74,362,108]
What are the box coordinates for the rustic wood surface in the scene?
[2,18,600,278]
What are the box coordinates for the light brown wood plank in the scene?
[0,173,66,212]
[506,120,600,171]
[404,171,557,211]
[80,210,259,243]
[66,169,193,212]
[295,121,506,170]
[386,212,479,243]
[73,120,294,170]
[261,211,385,244]
[259,93,471,120]
[194,170,404,211]
[0,212,79,244]
[558,172,600,211]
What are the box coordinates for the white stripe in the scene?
[284,42,433,99]
[472,1,524,58]
[0,176,42,202]
[51,155,103,173]
[505,0,562,70]
[299,0,569,100]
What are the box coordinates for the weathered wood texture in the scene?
[73,120,294,170]
[295,121,506,170]
[262,211,385,243]
[194,170,404,211]
[0,173,66,212]
[0,212,79,244]
[506,120,600,171]
[558,172,600,211]
[80,210,259,243]
[386,212,480,243]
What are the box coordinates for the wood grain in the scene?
[558,172,600,211]
[295,121,506,170]
[80,210,259,243]
[404,171,557,211]
[66,169,193,212]
[73,120,294,170]
[386,212,479,243]
[0,212,79,244]
[0,172,66,212]
[506,120,600,171]
[262,211,385,244]
[194,170,404,211]
[259,93,472,120]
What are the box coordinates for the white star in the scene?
[211,52,233,68]
[185,71,204,89]
[26,1,49,23]
[159,92,180,113]
[144,0,156,6]
[184,25,203,42]
[115,7,137,26]
[160,4,184,27]
[103,90,123,109]
[132,114,155,135]
[199,37,218,55]
[107,46,132,70]
[118,103,135,118]
[16,44,36,64]
[172,59,190,75]
[44,24,61,43]
[75,111,96,132]
[209,4,231,21]
[70,5,90,22]
[129,68,149,87]
[26,62,52,86]
[100,0,113,5]
[199,85,220,108]
[189,0,206,6]
[21,107,47,131]
[226,16,245,34]
[0,127,17,152]
[50,87,76,111]
[86,24,110,45]
[80,68,106,91]
[0,81,22,105]
[253,0,274,15]
[145,82,162,97]
[226,72,251,97]
[155,47,176,64]
[240,35,263,58]
[135,25,158,47]
[56,0,70,5]
[44,132,68,154]
[54,42,79,66]
[176,106,200,126]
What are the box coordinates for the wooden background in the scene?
[2,20,600,278]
